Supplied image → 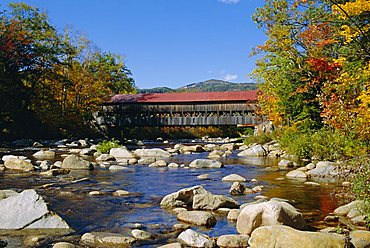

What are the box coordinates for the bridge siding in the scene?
[96,101,261,127]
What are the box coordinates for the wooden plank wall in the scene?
[95,101,262,126]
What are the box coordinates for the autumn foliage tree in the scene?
[253,0,370,157]
[0,3,135,139]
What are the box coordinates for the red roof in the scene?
[107,90,258,104]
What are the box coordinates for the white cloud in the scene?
[219,0,240,4]
[223,74,238,81]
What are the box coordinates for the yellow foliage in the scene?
[332,0,370,19]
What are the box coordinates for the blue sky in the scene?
[2,0,265,89]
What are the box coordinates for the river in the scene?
[0,141,344,247]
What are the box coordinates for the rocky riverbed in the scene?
[0,138,369,247]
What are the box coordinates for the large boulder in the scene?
[192,191,239,210]
[217,234,250,248]
[33,150,56,159]
[189,159,223,169]
[178,229,214,247]
[306,163,337,177]
[350,230,370,248]
[160,185,238,210]
[81,232,136,247]
[61,155,93,170]
[109,147,136,159]
[134,148,171,157]
[0,189,70,230]
[237,145,267,157]
[248,225,346,248]
[161,186,208,208]
[236,200,306,235]
[177,211,217,227]
[4,158,34,171]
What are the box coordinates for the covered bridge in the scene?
[94,90,262,128]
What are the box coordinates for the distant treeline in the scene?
[0,3,136,140]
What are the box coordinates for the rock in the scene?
[2,155,27,162]
[177,211,217,227]
[178,229,214,247]
[173,223,190,231]
[110,147,136,159]
[189,159,223,168]
[33,142,44,148]
[286,170,307,178]
[227,209,240,221]
[229,182,246,195]
[217,234,250,248]
[236,200,306,235]
[40,169,69,177]
[334,200,363,216]
[208,150,223,158]
[33,150,56,159]
[197,174,210,180]
[249,225,346,248]
[180,145,205,153]
[113,190,130,196]
[306,163,316,170]
[61,155,93,170]
[173,207,188,214]
[0,239,6,248]
[131,229,152,240]
[252,186,263,192]
[237,145,267,157]
[161,185,207,208]
[53,161,62,168]
[220,143,238,150]
[0,189,70,230]
[155,160,168,167]
[40,160,52,170]
[134,148,171,157]
[158,243,182,248]
[193,191,239,210]
[168,162,180,168]
[350,230,370,248]
[278,159,295,169]
[79,148,95,156]
[306,165,337,177]
[96,154,115,162]
[4,158,34,171]
[81,232,136,247]
[316,161,335,168]
[89,191,102,196]
[109,165,128,171]
[160,185,238,210]
[342,181,351,187]
[52,242,76,248]
[138,157,156,164]
[0,189,18,200]
[222,174,246,182]
[304,182,320,186]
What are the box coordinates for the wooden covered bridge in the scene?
[94,90,262,128]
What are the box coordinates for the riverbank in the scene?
[0,138,368,247]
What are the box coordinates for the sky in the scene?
[2,0,266,89]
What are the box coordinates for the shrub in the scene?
[243,132,274,145]
[350,156,370,228]
[96,138,121,154]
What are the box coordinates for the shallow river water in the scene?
[0,142,344,247]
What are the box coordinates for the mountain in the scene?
[138,79,257,93]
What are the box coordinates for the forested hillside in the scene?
[139,79,257,93]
